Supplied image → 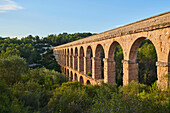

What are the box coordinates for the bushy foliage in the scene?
[0,80,28,113]
[0,55,28,85]
[87,72,92,76]
[90,81,169,113]
[48,82,90,113]
[28,68,67,87]
[0,56,68,112]
[119,80,148,95]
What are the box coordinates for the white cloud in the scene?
[0,0,23,13]
[115,25,124,28]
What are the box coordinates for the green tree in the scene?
[0,56,28,85]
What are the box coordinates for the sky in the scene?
[0,0,169,38]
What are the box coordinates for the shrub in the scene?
[12,80,41,111]
[48,82,91,113]
[87,72,92,76]
[0,55,28,85]
[119,80,148,95]
[0,80,28,113]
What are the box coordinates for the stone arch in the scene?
[86,46,93,74]
[67,49,69,66]
[106,41,124,84]
[108,41,122,60]
[93,44,105,79]
[129,37,145,62]
[74,73,78,81]
[86,80,91,85]
[74,47,78,70]
[70,48,73,68]
[79,46,84,73]
[127,37,158,85]
[95,44,105,58]
[70,71,73,81]
[80,76,84,84]
[129,37,158,62]
[86,45,93,58]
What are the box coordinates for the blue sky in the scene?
[0,0,169,38]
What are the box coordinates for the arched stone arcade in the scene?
[54,12,170,90]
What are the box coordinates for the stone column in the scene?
[72,56,75,69]
[156,61,169,90]
[84,57,91,75]
[92,57,101,79]
[61,55,63,65]
[122,60,138,86]
[69,55,72,68]
[73,74,75,81]
[103,58,116,84]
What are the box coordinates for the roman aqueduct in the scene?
[53,11,170,90]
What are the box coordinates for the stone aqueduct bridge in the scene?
[53,12,170,90]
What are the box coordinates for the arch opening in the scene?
[79,46,84,73]
[130,38,158,85]
[86,46,93,76]
[75,73,78,81]
[74,47,78,70]
[66,69,69,79]
[86,80,91,85]
[70,48,73,68]
[70,71,73,81]
[80,76,84,84]
[67,49,69,66]
[95,44,105,79]
[108,42,124,86]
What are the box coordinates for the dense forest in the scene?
[0,33,169,113]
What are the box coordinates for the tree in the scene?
[0,56,28,85]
